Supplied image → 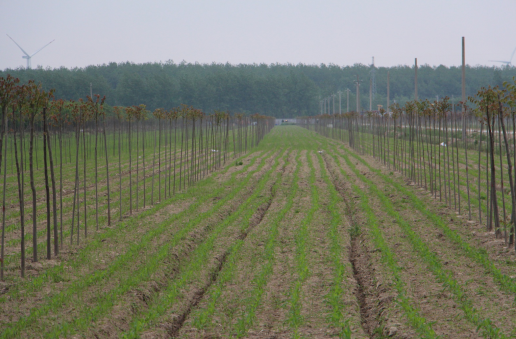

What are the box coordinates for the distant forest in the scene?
[2,61,516,118]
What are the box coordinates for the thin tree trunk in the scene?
[151,119,156,205]
[118,117,122,220]
[1,119,8,280]
[82,123,87,237]
[103,116,111,226]
[464,112,471,220]
[59,123,63,247]
[478,123,483,225]
[71,123,80,244]
[29,113,38,262]
[95,113,99,230]
[499,99,515,248]
[46,125,58,255]
[14,116,25,277]
[43,108,51,259]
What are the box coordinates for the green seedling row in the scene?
[322,148,437,338]
[234,152,301,337]
[0,147,267,338]
[189,154,284,331]
[287,151,318,338]
[121,149,287,338]
[340,149,508,338]
[1,148,258,270]
[344,147,516,298]
[17,155,268,338]
[34,152,270,338]
[314,152,356,338]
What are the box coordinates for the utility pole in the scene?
[415,58,418,101]
[90,83,93,99]
[462,37,466,113]
[387,71,390,114]
[462,36,467,140]
[332,94,335,114]
[355,76,360,112]
[370,56,376,100]
[338,91,342,114]
[346,88,350,112]
[369,78,372,111]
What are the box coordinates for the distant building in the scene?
[275,118,297,125]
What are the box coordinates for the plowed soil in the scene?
[2,126,516,339]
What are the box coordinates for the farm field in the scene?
[1,125,516,338]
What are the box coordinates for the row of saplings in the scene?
[0,75,274,279]
[298,79,516,251]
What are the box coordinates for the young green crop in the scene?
[122,150,287,338]
[344,147,516,298]
[0,149,269,338]
[234,152,301,337]
[1,149,263,271]
[287,151,318,338]
[190,156,283,331]
[313,140,437,338]
[340,149,508,338]
[315,152,355,339]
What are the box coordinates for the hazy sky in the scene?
[1,0,515,70]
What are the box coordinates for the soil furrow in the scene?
[322,153,386,338]
[0,149,271,337]
[167,177,278,338]
[343,148,516,337]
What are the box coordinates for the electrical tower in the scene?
[370,57,377,101]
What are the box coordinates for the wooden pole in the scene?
[387,71,390,113]
[356,76,360,112]
[369,78,372,111]
[415,58,418,100]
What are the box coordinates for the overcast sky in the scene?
[1,0,515,70]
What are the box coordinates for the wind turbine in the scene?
[489,46,516,66]
[6,34,55,69]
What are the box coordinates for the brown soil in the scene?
[322,152,403,338]
[82,150,280,338]
[332,143,516,337]
[175,151,296,338]
[0,149,269,337]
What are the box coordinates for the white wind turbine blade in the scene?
[489,60,511,64]
[6,34,30,57]
[30,39,55,57]
[508,46,516,65]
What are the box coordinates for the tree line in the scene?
[1,61,516,118]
